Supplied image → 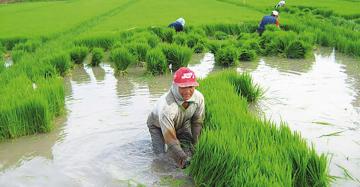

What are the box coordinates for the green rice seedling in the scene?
[262,31,297,56]
[238,48,257,61]
[11,50,27,64]
[0,60,4,74]
[149,27,175,43]
[202,23,245,36]
[145,48,167,75]
[112,41,123,49]
[285,40,309,59]
[44,52,72,76]
[186,33,205,48]
[173,32,188,46]
[146,34,161,48]
[110,48,136,72]
[91,47,104,66]
[159,43,192,72]
[187,27,207,37]
[0,75,51,140]
[70,46,89,64]
[13,40,41,53]
[188,71,330,186]
[125,42,150,62]
[0,37,27,50]
[36,76,65,117]
[228,71,263,102]
[214,31,228,40]
[193,43,205,53]
[74,34,117,50]
[215,46,238,66]
[206,40,223,54]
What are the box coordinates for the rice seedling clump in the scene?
[110,48,136,72]
[91,47,104,66]
[188,71,330,186]
[215,46,238,66]
[70,46,89,64]
[145,48,167,75]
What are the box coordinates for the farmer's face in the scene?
[179,86,195,101]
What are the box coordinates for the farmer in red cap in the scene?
[147,67,205,169]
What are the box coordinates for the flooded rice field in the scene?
[0,49,359,186]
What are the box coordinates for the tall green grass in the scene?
[189,71,330,186]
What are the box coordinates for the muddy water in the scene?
[0,50,359,186]
[0,53,214,187]
[238,48,360,186]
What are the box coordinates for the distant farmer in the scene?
[257,10,280,36]
[168,17,186,32]
[275,0,286,9]
[147,67,205,169]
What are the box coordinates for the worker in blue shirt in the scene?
[168,18,185,32]
[257,11,279,36]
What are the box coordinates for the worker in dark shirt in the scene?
[168,18,185,32]
[257,11,279,36]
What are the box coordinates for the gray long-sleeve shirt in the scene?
[147,88,205,161]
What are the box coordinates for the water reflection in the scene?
[0,116,66,171]
[91,65,106,82]
[262,55,315,74]
[71,64,91,84]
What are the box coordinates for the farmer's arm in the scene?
[159,110,187,166]
[191,96,205,144]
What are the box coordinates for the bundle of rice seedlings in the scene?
[11,50,26,63]
[145,48,167,75]
[91,48,104,66]
[13,40,41,53]
[173,32,187,46]
[214,31,228,40]
[74,34,117,50]
[228,71,263,102]
[160,43,192,71]
[110,48,135,72]
[186,33,205,48]
[206,40,228,55]
[70,46,89,64]
[125,42,150,62]
[215,46,238,66]
[285,40,308,59]
[44,52,72,76]
[0,37,27,50]
[193,43,205,53]
[238,48,257,61]
[146,34,161,48]
[149,27,175,43]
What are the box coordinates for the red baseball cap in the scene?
[173,67,199,87]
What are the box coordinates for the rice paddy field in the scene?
[0,0,359,186]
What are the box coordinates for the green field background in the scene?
[1,0,359,38]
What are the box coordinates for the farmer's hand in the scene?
[178,157,191,169]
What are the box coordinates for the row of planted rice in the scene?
[189,70,330,186]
